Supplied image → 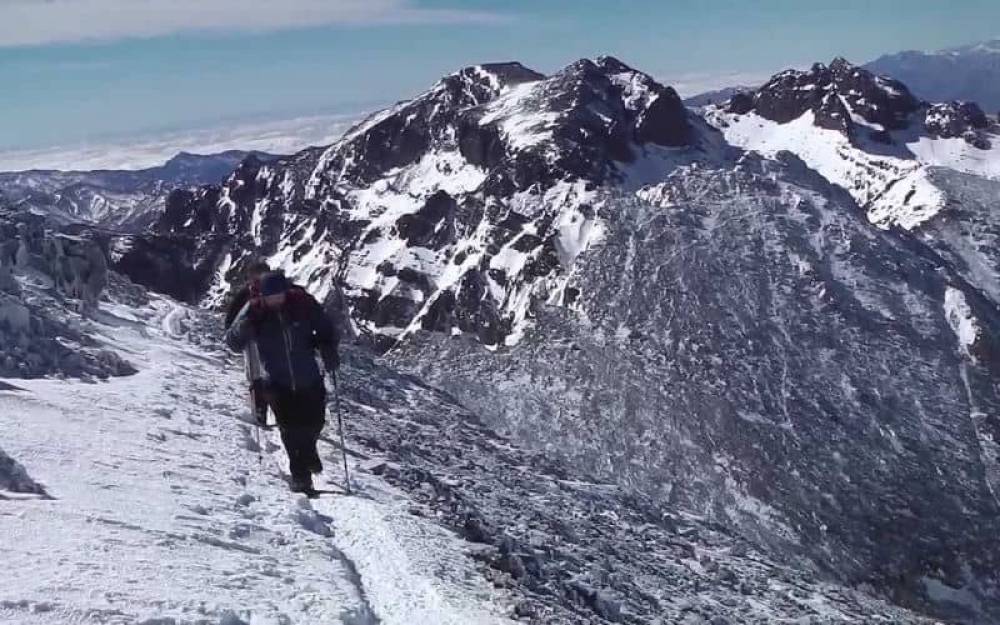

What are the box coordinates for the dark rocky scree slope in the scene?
[393,154,1000,624]
[110,58,1000,622]
[297,343,940,624]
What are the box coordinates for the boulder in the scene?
[727,92,755,115]
[925,101,991,146]
[0,296,30,333]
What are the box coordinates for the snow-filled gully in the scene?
[0,299,513,625]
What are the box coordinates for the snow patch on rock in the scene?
[943,286,980,358]
[709,109,947,229]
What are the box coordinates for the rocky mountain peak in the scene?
[117,57,705,352]
[925,100,992,147]
[828,55,852,69]
[737,57,920,135]
[455,62,545,89]
[432,62,545,107]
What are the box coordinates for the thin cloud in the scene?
[0,112,360,171]
[0,0,507,47]
[663,67,799,97]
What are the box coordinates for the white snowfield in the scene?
[0,298,515,625]
[708,109,1000,230]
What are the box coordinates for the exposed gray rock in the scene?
[925,101,991,147]
[334,346,940,624]
[0,150,281,231]
[747,58,919,132]
[0,445,49,498]
[0,207,136,379]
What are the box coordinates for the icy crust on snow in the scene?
[708,109,947,229]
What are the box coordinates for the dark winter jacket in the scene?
[225,287,339,391]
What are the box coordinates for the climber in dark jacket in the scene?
[226,271,340,493]
[225,260,273,425]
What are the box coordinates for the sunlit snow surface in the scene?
[709,110,945,229]
[708,109,1000,230]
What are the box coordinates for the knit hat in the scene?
[259,271,290,296]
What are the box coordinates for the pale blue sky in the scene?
[2,0,999,159]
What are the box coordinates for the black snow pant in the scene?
[267,382,326,482]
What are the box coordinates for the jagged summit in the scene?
[742,57,920,134]
[127,56,706,351]
[925,100,991,144]
[727,56,998,152]
[448,61,546,88]
[708,56,1000,231]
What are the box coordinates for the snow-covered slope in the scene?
[867,40,1000,111]
[0,300,517,625]
[706,58,1000,231]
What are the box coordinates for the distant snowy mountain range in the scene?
[0,150,279,230]
[4,47,1000,624]
[682,39,1000,114]
[867,40,1000,111]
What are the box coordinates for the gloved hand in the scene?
[323,349,340,373]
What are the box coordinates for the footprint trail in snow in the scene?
[0,299,514,625]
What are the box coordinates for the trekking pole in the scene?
[333,375,352,494]
[254,422,263,466]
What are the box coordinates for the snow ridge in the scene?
[706,58,1000,230]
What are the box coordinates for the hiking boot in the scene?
[289,475,314,493]
[308,457,323,475]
